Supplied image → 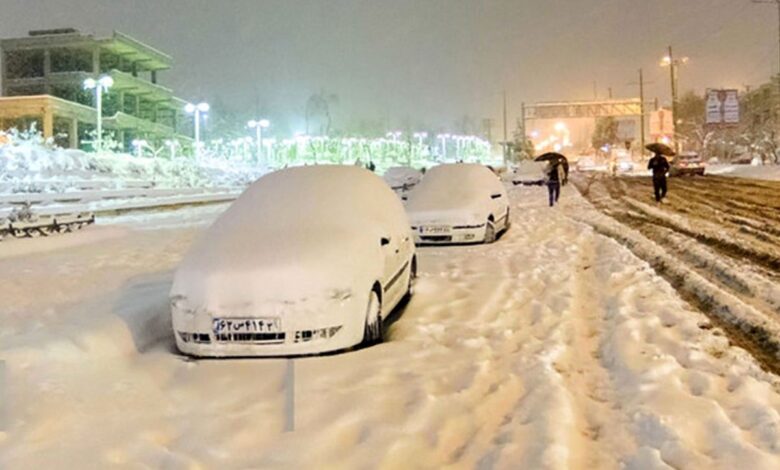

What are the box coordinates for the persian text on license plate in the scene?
[212,317,282,334]
[421,225,450,235]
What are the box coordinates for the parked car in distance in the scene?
[511,160,547,186]
[170,165,416,357]
[670,153,706,177]
[383,166,423,196]
[406,163,510,245]
[575,156,598,172]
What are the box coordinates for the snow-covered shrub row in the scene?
[0,136,263,193]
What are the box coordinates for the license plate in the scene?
[212,317,282,335]
[421,225,450,235]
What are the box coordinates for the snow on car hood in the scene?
[171,165,409,310]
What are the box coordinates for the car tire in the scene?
[407,256,417,297]
[484,221,497,244]
[362,290,383,346]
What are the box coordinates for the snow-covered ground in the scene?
[1,185,780,468]
[706,164,780,181]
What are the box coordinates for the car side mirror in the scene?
[381,237,391,246]
[491,193,502,199]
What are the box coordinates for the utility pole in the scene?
[608,87,613,99]
[668,46,678,144]
[752,0,780,76]
[752,0,780,127]
[639,68,646,156]
[502,90,509,165]
[661,46,688,151]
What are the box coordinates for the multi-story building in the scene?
[0,28,193,150]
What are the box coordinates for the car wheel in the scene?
[362,290,383,346]
[484,221,497,244]
[407,256,417,297]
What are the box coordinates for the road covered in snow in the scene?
[2,182,780,469]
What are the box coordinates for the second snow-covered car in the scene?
[406,163,510,245]
[170,165,417,357]
[383,166,424,195]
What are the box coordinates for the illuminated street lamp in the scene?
[437,133,450,160]
[164,139,179,159]
[131,139,148,158]
[386,131,402,143]
[248,118,270,164]
[660,46,688,149]
[185,102,210,159]
[83,75,114,152]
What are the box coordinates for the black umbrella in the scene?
[535,152,569,185]
[535,152,567,163]
[645,142,676,157]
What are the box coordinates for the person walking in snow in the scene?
[647,152,671,203]
[546,159,563,207]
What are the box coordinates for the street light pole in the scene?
[660,46,688,151]
[185,102,210,160]
[83,75,114,153]
[639,68,646,155]
[668,46,678,143]
[248,119,270,167]
[752,0,780,76]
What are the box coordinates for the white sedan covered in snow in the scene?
[406,163,510,245]
[170,166,417,357]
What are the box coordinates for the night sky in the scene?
[0,0,775,134]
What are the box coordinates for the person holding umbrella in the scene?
[646,143,674,203]
[536,152,566,207]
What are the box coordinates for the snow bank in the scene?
[706,164,780,181]
[0,139,263,193]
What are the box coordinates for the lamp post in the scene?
[248,118,270,165]
[437,133,450,160]
[83,75,114,152]
[660,47,688,150]
[164,139,179,159]
[413,132,428,146]
[131,139,147,158]
[185,102,210,160]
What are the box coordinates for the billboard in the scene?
[650,108,674,138]
[706,89,740,126]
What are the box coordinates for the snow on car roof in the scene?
[175,165,408,276]
[407,163,502,211]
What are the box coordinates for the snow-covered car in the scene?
[575,156,598,172]
[511,160,547,186]
[616,158,635,173]
[670,153,706,177]
[406,163,510,245]
[170,165,417,357]
[383,166,423,195]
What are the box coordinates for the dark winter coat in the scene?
[547,161,562,183]
[647,155,670,179]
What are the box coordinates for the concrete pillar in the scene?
[151,70,157,84]
[69,119,78,148]
[134,95,140,116]
[118,91,125,113]
[131,62,137,77]
[42,110,54,140]
[43,49,51,94]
